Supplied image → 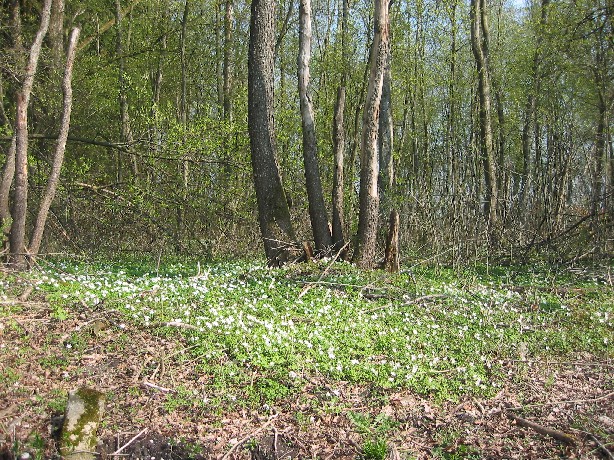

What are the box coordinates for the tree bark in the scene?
[383,209,400,273]
[0,0,24,245]
[115,0,138,180]
[470,0,498,241]
[248,0,297,265]
[378,34,394,199]
[354,0,390,268]
[298,0,332,252]
[223,0,233,122]
[8,0,53,269]
[330,0,349,256]
[29,27,80,258]
[332,86,346,254]
[48,0,65,70]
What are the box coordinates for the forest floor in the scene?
[0,259,613,459]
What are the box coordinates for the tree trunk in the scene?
[332,86,346,254]
[378,36,394,199]
[298,0,332,252]
[0,0,24,246]
[8,0,53,269]
[115,0,137,179]
[383,209,400,273]
[176,0,190,250]
[0,138,16,240]
[470,0,498,241]
[354,0,390,268]
[223,0,233,122]
[48,0,65,70]
[248,0,297,266]
[331,0,349,256]
[29,27,80,258]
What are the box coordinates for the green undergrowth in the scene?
[3,257,613,408]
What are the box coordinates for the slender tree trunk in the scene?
[298,0,332,252]
[0,0,24,244]
[248,0,296,265]
[223,0,233,122]
[592,91,607,219]
[8,0,53,269]
[331,0,349,255]
[445,0,458,201]
[354,0,390,268]
[176,0,190,251]
[115,0,137,179]
[519,95,534,218]
[332,86,346,253]
[378,34,394,198]
[29,28,79,258]
[470,0,498,240]
[0,138,16,238]
[180,0,189,127]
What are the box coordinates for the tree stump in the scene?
[60,387,105,460]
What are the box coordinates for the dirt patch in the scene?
[1,296,612,459]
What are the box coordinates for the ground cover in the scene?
[0,258,612,459]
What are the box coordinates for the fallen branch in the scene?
[110,428,148,456]
[221,413,279,460]
[507,390,614,410]
[506,412,576,445]
[585,432,614,460]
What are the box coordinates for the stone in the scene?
[60,387,105,460]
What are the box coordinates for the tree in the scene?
[29,27,80,258]
[470,0,499,241]
[298,0,332,253]
[7,0,53,269]
[354,0,390,268]
[248,0,297,265]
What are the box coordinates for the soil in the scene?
[1,291,613,459]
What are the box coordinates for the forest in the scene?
[0,0,611,265]
[0,0,613,459]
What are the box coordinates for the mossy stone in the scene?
[60,387,105,460]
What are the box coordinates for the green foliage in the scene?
[358,438,388,460]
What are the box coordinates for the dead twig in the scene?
[110,428,149,456]
[142,381,174,393]
[506,412,576,445]
[221,413,279,460]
